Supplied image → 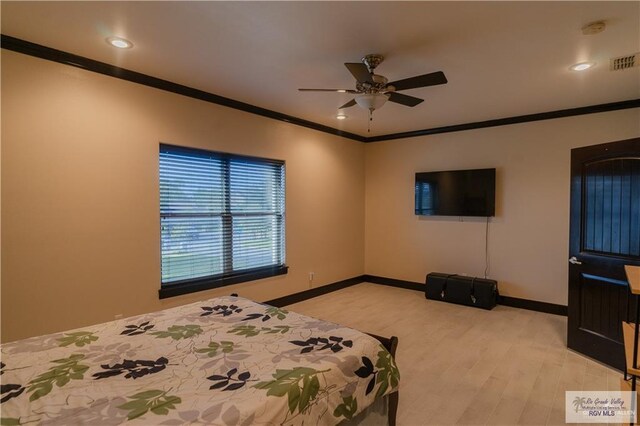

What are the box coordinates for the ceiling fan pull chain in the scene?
[368,108,373,133]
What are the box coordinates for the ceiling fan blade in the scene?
[388,71,447,91]
[388,92,424,107]
[344,63,373,84]
[339,99,357,109]
[298,88,357,93]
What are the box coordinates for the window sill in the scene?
[158,265,289,299]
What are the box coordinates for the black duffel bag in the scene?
[425,272,498,310]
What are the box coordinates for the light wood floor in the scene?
[287,283,621,426]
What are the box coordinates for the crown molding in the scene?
[0,34,366,142]
[367,99,640,142]
[2,34,638,143]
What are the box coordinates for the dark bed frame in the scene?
[367,333,399,426]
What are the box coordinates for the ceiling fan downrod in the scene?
[362,54,384,73]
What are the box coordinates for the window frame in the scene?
[158,143,287,299]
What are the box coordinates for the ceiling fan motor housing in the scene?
[356,74,389,94]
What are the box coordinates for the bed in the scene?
[1,295,399,425]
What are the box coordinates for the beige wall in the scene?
[364,109,640,305]
[1,51,365,342]
[2,48,639,343]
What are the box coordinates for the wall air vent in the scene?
[610,53,639,71]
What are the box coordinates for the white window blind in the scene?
[159,145,285,291]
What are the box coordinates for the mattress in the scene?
[1,295,399,425]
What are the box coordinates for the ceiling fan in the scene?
[298,54,447,117]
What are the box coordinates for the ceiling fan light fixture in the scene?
[355,93,389,111]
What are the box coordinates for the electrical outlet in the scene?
[114,314,123,320]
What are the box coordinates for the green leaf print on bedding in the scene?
[333,395,358,420]
[27,354,89,401]
[254,367,328,415]
[227,325,261,337]
[195,341,235,357]
[228,325,291,337]
[262,325,291,334]
[265,307,288,320]
[151,325,203,340]
[57,331,98,347]
[374,345,400,398]
[117,389,181,420]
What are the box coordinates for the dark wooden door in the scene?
[568,137,640,370]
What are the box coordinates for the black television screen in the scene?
[415,168,496,217]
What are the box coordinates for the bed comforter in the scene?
[0,296,399,425]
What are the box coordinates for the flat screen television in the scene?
[415,168,496,217]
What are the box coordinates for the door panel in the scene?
[578,273,628,342]
[568,138,640,370]
[583,158,640,257]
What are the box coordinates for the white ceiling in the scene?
[2,1,639,137]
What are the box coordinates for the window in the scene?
[415,182,436,215]
[159,144,286,298]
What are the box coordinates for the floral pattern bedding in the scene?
[0,296,399,425]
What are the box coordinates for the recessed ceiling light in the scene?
[337,90,347,93]
[582,21,606,36]
[336,113,348,120]
[106,37,133,49]
[570,62,595,71]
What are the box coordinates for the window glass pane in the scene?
[230,160,284,213]
[159,145,285,288]
[161,216,223,282]
[232,215,283,271]
[160,153,224,215]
